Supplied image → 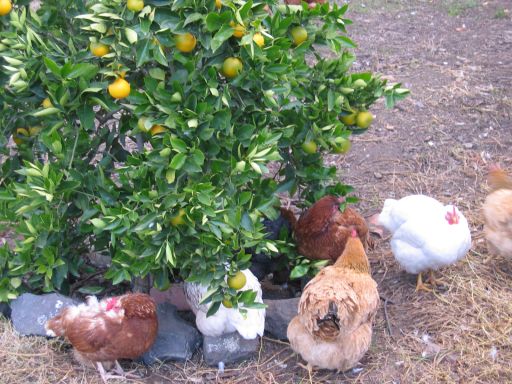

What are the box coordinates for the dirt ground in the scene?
[2,0,512,383]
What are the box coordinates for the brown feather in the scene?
[488,167,512,192]
[289,196,370,263]
[45,293,158,368]
[287,235,379,371]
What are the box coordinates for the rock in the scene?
[464,143,473,149]
[150,283,191,311]
[373,172,383,179]
[421,342,443,359]
[136,302,201,365]
[264,298,300,340]
[0,302,11,319]
[442,353,460,364]
[202,332,259,366]
[11,293,81,336]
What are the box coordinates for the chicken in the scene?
[276,195,372,263]
[378,195,472,291]
[283,0,326,10]
[483,165,512,259]
[287,230,379,374]
[184,269,265,339]
[45,293,158,384]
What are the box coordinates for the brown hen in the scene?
[483,165,512,259]
[276,195,372,263]
[45,292,158,384]
[287,230,379,373]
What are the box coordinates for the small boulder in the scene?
[264,298,300,340]
[0,301,11,319]
[11,293,81,336]
[150,283,191,311]
[203,332,259,366]
[137,302,201,365]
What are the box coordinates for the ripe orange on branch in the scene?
[222,57,243,78]
[0,0,12,16]
[108,78,131,99]
[174,33,197,53]
[90,42,111,57]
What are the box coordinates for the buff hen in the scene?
[483,165,512,259]
[287,231,379,374]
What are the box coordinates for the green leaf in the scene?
[169,153,185,169]
[77,104,95,130]
[77,286,104,294]
[44,57,61,78]
[170,138,188,153]
[211,24,234,53]
[136,39,151,67]
[290,265,308,279]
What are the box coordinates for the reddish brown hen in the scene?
[287,230,379,373]
[276,195,372,263]
[45,292,158,384]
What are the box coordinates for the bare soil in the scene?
[2,0,512,383]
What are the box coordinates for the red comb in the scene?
[351,230,357,238]
[106,297,118,311]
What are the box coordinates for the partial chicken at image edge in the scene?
[378,194,472,292]
[45,292,158,384]
[483,165,512,260]
[287,230,379,377]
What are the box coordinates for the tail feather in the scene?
[377,198,397,231]
[274,206,298,231]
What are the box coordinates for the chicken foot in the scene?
[297,362,315,384]
[415,273,431,292]
[426,270,445,286]
[96,361,139,384]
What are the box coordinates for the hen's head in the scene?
[445,205,460,225]
[106,297,119,311]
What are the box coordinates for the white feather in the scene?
[380,196,471,274]
[184,269,265,339]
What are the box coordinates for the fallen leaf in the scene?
[456,28,467,32]
[368,213,382,227]
[386,125,395,130]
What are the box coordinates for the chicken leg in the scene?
[415,273,431,292]
[426,270,445,286]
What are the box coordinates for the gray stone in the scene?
[136,302,201,365]
[0,302,11,319]
[264,298,300,340]
[11,293,81,336]
[203,332,259,366]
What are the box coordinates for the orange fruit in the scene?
[356,111,373,129]
[222,298,233,308]
[170,209,185,227]
[13,128,29,146]
[127,0,144,12]
[138,116,149,132]
[150,124,167,136]
[222,57,243,78]
[0,0,12,16]
[229,21,246,38]
[174,33,197,53]
[290,26,307,45]
[42,98,53,109]
[253,33,264,47]
[90,42,111,57]
[29,126,41,136]
[215,0,222,7]
[108,78,131,99]
[227,271,246,290]
[301,141,317,154]
[339,108,358,126]
[333,138,351,154]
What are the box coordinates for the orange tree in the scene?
[0,0,408,311]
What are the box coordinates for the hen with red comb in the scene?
[378,195,471,292]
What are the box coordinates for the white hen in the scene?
[379,195,471,291]
[184,269,265,339]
